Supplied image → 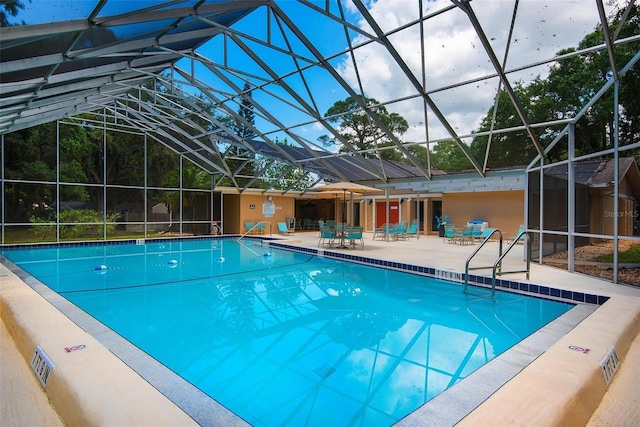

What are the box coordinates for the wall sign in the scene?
[263,199,275,217]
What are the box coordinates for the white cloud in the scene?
[337,0,612,142]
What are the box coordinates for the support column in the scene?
[144,134,148,238]
[56,120,60,242]
[1,135,4,244]
[568,124,575,273]
[613,80,620,283]
[102,110,107,240]
[179,155,183,236]
[416,193,420,239]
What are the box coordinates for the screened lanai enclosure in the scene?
[1,0,639,281]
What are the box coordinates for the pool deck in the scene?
[1,232,639,426]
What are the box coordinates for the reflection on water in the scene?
[2,240,572,427]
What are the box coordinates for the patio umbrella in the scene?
[313,181,382,225]
[314,181,383,195]
[311,190,362,199]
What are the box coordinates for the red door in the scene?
[376,202,399,227]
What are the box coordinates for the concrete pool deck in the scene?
[1,232,639,426]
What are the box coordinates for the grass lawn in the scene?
[596,243,640,263]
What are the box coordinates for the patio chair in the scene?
[244,220,255,234]
[451,226,465,244]
[391,221,409,240]
[508,224,526,244]
[277,222,294,235]
[318,225,337,247]
[406,222,419,238]
[443,224,457,243]
[302,218,312,230]
[256,221,266,234]
[479,227,497,241]
[373,223,393,240]
[459,226,474,245]
[470,224,483,242]
[345,226,364,249]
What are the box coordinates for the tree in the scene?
[259,138,314,191]
[469,3,640,168]
[163,163,210,221]
[431,140,475,172]
[470,80,550,168]
[219,82,260,188]
[232,82,257,139]
[323,96,408,161]
[0,0,27,27]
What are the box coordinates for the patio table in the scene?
[335,224,349,248]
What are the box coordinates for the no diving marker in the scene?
[568,345,591,354]
[64,344,87,353]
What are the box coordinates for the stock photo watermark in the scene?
[603,210,639,218]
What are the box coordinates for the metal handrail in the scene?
[464,229,503,295]
[464,229,531,298]
[491,231,531,297]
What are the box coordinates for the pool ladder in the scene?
[464,229,531,298]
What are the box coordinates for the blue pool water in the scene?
[2,239,572,426]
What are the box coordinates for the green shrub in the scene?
[30,209,120,241]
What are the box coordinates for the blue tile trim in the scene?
[1,237,608,306]
[0,234,245,251]
[269,241,607,306]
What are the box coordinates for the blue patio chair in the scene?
[406,222,419,238]
[470,225,483,242]
[508,224,526,244]
[244,220,255,234]
[345,226,364,249]
[277,222,294,235]
[454,226,473,245]
[318,225,337,247]
[443,224,457,243]
[390,221,409,240]
[373,223,392,240]
[480,228,497,241]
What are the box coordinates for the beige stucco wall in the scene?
[443,190,525,236]
[234,194,295,235]
[365,200,374,232]
[359,192,525,236]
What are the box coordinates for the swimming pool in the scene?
[2,238,573,426]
